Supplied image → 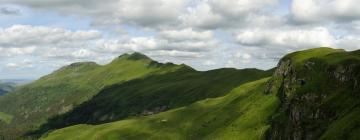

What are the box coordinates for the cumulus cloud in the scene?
[180,0,279,29]
[0,25,101,48]
[0,0,117,16]
[0,6,20,15]
[43,48,98,60]
[209,0,278,18]
[115,0,186,26]
[95,28,218,58]
[5,59,33,69]
[291,0,360,23]
[236,27,334,50]
[0,25,103,61]
[0,0,281,29]
[0,47,36,58]
[160,28,213,42]
[2,0,360,79]
[336,35,360,50]
[0,0,187,27]
[5,63,18,69]
[179,2,223,29]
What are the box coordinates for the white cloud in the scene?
[236,27,334,50]
[0,0,281,30]
[2,0,360,79]
[336,35,360,50]
[236,53,252,60]
[96,28,218,58]
[148,50,203,58]
[180,0,279,29]
[6,63,18,68]
[291,0,360,23]
[5,59,34,69]
[0,25,101,48]
[0,6,21,15]
[43,48,98,59]
[0,0,187,27]
[0,25,106,62]
[204,60,216,66]
[209,0,278,18]
[115,0,187,26]
[0,46,36,58]
[179,2,223,29]
[95,37,159,53]
[160,28,213,41]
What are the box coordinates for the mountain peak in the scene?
[117,52,152,61]
[117,53,131,59]
[128,52,151,60]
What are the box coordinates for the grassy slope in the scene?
[317,50,360,140]
[41,78,280,140]
[34,67,272,135]
[0,112,13,124]
[0,53,184,139]
[0,52,273,139]
[266,47,360,140]
[38,47,360,140]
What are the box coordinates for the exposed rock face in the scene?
[328,64,360,90]
[141,106,168,116]
[265,56,360,140]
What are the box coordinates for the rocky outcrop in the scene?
[141,106,168,116]
[265,55,360,140]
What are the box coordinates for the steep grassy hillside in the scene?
[41,78,279,140]
[33,67,272,136]
[0,53,186,139]
[265,48,360,140]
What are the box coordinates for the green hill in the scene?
[0,53,272,140]
[33,68,272,136]
[0,53,186,139]
[41,48,360,140]
[41,78,279,140]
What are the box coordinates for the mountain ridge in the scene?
[0,52,186,139]
[0,52,273,140]
[39,47,360,140]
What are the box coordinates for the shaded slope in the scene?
[41,78,279,140]
[265,48,360,140]
[34,67,273,136]
[0,53,184,139]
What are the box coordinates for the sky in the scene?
[0,0,360,79]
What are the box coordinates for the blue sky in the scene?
[0,0,360,79]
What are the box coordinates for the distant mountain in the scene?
[0,53,182,139]
[0,79,33,96]
[41,48,360,140]
[0,79,33,85]
[0,82,15,96]
[0,52,273,140]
